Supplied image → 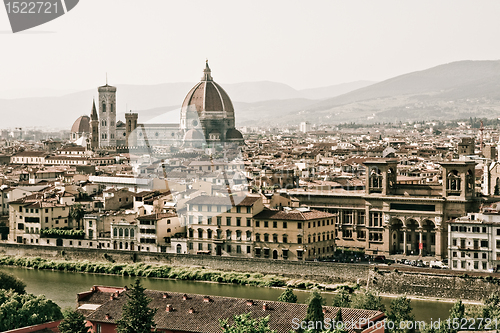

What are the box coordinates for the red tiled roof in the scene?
[254,208,336,221]
[85,288,384,333]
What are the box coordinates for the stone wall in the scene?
[367,268,500,301]
[0,243,369,284]
[4,243,500,300]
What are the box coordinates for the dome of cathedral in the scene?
[226,128,243,140]
[181,61,234,114]
[71,116,90,134]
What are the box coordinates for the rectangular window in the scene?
[226,217,231,226]
[217,216,221,226]
[236,218,241,227]
[273,221,277,228]
[236,245,241,254]
[369,212,382,227]
[198,243,203,251]
[358,211,366,225]
[256,221,260,227]
[283,221,287,229]
[481,240,489,248]
[236,207,241,213]
[246,207,251,214]
[198,216,203,224]
[227,245,231,253]
[247,246,251,254]
[246,218,251,227]
[283,235,288,243]
[298,222,302,229]
[264,221,269,228]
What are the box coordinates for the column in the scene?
[419,230,423,256]
[403,229,407,255]
[435,227,442,260]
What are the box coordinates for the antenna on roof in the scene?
[106,73,108,85]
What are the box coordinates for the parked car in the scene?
[374,255,386,263]
[430,260,446,269]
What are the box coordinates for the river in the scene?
[2,266,454,323]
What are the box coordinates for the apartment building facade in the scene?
[448,212,500,272]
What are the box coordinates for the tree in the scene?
[0,289,62,331]
[278,287,297,303]
[386,296,415,333]
[302,289,325,333]
[69,204,86,229]
[0,270,26,294]
[219,312,277,333]
[58,309,90,333]
[331,289,351,308]
[116,279,157,333]
[350,290,386,312]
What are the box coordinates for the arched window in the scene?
[119,228,123,237]
[124,229,129,237]
[198,229,203,239]
[125,242,128,249]
[102,102,106,113]
[110,104,114,113]
[130,229,134,237]
[167,228,171,233]
[113,228,117,237]
[188,229,193,238]
[466,169,473,191]
[447,170,461,192]
[370,168,383,191]
[207,229,212,239]
[236,230,242,240]
[226,230,232,240]
[217,229,222,239]
[246,230,252,241]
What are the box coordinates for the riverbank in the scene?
[0,256,343,290]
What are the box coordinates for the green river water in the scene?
[1,266,454,323]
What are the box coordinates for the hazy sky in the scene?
[1,0,500,94]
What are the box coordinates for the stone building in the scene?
[288,159,479,259]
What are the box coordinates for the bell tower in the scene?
[363,160,398,195]
[90,99,99,151]
[125,112,138,147]
[98,78,117,147]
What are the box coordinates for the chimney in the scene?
[203,296,211,303]
[322,308,327,314]
[262,303,269,311]
[166,304,173,312]
[183,294,188,300]
[188,307,195,314]
[109,295,115,300]
[246,300,254,306]
[162,293,168,299]
[114,291,119,298]
[123,285,128,291]
[105,313,111,320]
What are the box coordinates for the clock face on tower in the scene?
[192,120,198,127]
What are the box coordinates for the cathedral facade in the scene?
[71,61,243,150]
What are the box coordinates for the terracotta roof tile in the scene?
[85,289,384,333]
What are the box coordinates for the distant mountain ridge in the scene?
[0,80,375,129]
[280,60,500,125]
